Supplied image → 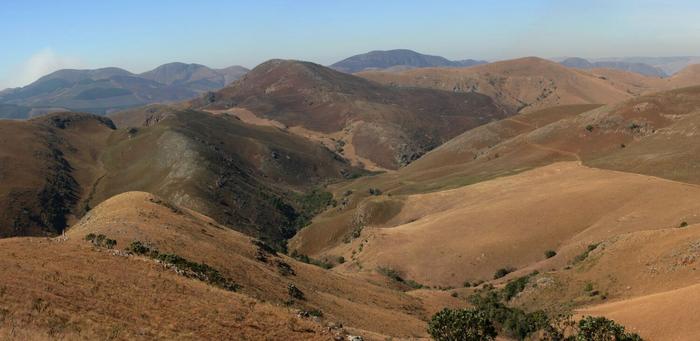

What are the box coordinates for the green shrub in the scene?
[585,124,594,132]
[503,272,538,301]
[276,260,295,276]
[127,240,240,292]
[573,243,600,264]
[680,221,689,228]
[287,283,305,300]
[368,188,382,195]
[128,241,152,255]
[377,266,424,289]
[337,256,345,264]
[493,267,515,279]
[545,250,557,259]
[84,233,96,242]
[428,308,497,341]
[104,239,117,249]
[467,290,547,339]
[577,316,643,341]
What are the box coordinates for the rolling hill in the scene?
[0,63,248,118]
[0,191,435,339]
[358,57,662,113]
[193,59,511,170]
[0,110,356,247]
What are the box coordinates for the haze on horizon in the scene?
[1,0,699,89]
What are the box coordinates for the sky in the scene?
[1,0,699,89]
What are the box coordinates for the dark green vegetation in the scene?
[0,64,248,118]
[545,250,557,259]
[290,250,333,269]
[494,267,516,279]
[429,283,643,341]
[128,241,241,292]
[84,233,116,249]
[287,283,305,301]
[502,271,538,301]
[428,308,497,341]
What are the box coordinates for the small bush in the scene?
[378,266,424,289]
[544,250,557,259]
[463,281,472,288]
[84,233,96,242]
[378,266,404,282]
[585,124,594,132]
[128,241,152,255]
[573,243,600,264]
[584,282,594,292]
[368,188,382,196]
[428,308,497,341]
[337,256,345,264]
[287,283,305,300]
[104,239,117,249]
[276,260,295,276]
[493,267,515,279]
[680,221,689,228]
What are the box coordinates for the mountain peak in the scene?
[330,49,486,73]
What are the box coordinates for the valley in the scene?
[2,51,700,340]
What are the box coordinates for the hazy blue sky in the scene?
[1,0,699,88]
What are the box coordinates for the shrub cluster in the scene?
[428,284,644,341]
[290,250,333,269]
[377,266,424,289]
[128,241,240,292]
[428,308,497,341]
[84,233,117,249]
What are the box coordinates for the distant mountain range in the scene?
[589,56,700,75]
[559,57,668,77]
[0,62,248,118]
[330,49,487,73]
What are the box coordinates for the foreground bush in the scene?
[576,316,643,341]
[428,308,497,341]
[429,283,645,341]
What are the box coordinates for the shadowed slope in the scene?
[192,59,511,169]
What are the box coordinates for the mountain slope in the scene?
[358,57,657,113]
[330,49,486,73]
[0,191,431,339]
[0,109,355,246]
[0,113,116,237]
[561,57,667,77]
[193,59,511,169]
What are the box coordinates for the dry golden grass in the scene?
[0,191,436,340]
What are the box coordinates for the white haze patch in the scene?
[4,48,86,88]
